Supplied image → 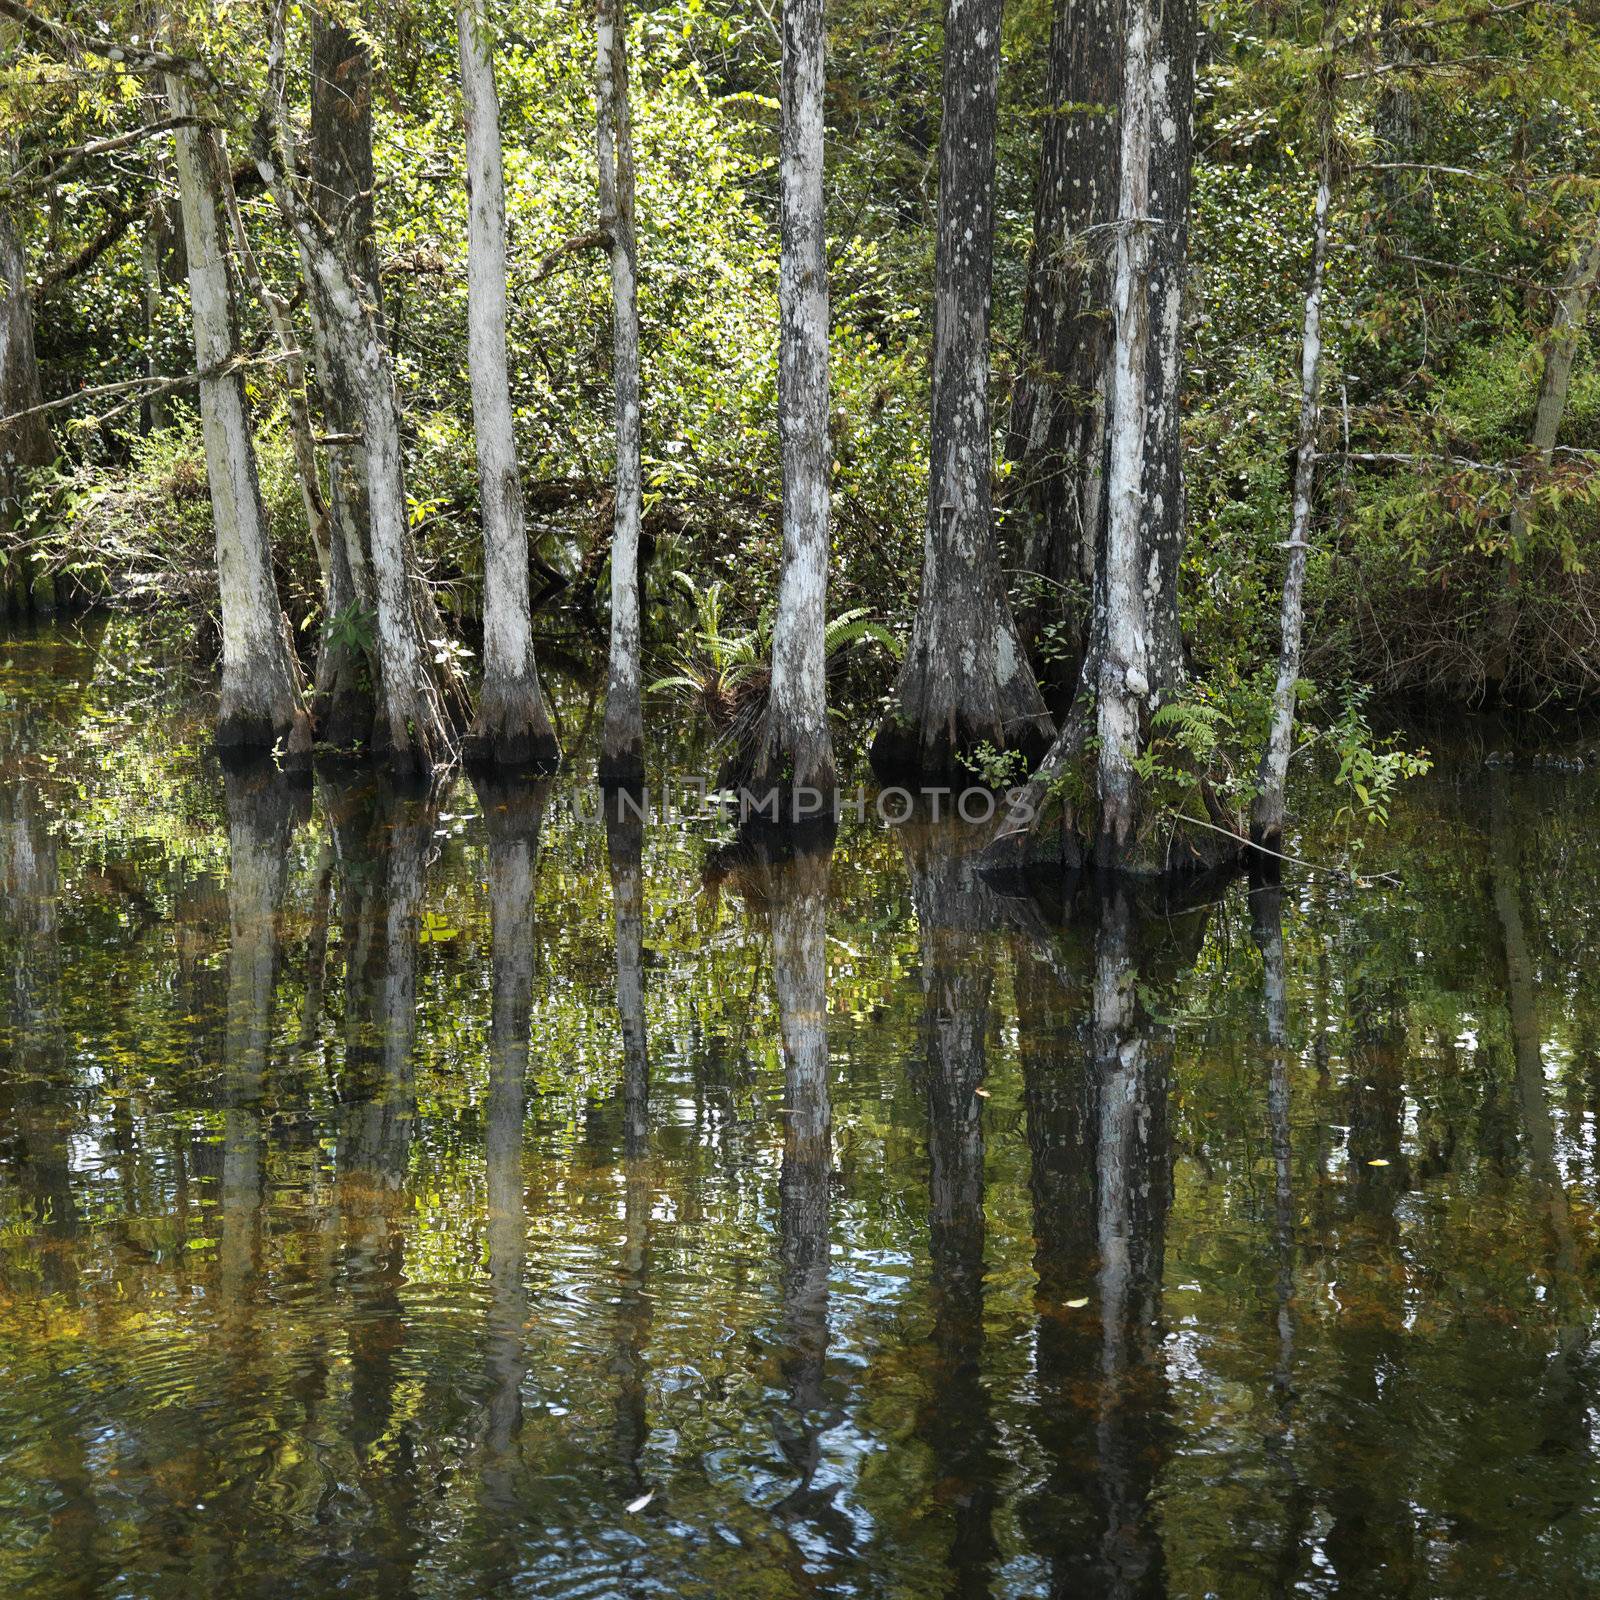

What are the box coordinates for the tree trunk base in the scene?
[464,677,560,773]
[868,697,1054,789]
[982,705,1244,881]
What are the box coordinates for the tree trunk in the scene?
[1142,0,1196,698]
[1487,221,1600,692]
[754,0,836,799]
[218,145,332,587]
[457,0,559,771]
[0,196,55,618]
[167,80,310,760]
[1252,159,1332,854]
[258,91,453,773]
[1093,0,1160,862]
[306,8,379,747]
[983,0,1201,876]
[1004,0,1122,704]
[595,0,645,787]
[870,0,1054,785]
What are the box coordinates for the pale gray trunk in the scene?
[756,0,835,798]
[1252,165,1331,853]
[1,194,55,617]
[458,0,558,771]
[257,127,454,773]
[1094,0,1159,861]
[870,0,1054,784]
[168,80,309,758]
[1142,0,1196,698]
[596,0,645,786]
[218,144,332,585]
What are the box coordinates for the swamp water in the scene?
[2,617,1598,1598]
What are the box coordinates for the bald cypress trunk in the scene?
[1253,160,1332,855]
[258,43,454,774]
[167,82,310,759]
[870,0,1054,785]
[1093,0,1161,860]
[1143,0,1195,697]
[755,0,836,799]
[985,0,1203,876]
[307,10,379,747]
[457,0,559,771]
[1004,0,1121,699]
[0,198,55,617]
[596,0,645,787]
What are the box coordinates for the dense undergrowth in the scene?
[12,0,1600,724]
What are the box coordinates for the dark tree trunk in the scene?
[307,9,380,748]
[984,0,1205,877]
[871,0,1055,785]
[1004,0,1122,705]
[218,764,306,1292]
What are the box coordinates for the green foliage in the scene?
[959,739,1033,791]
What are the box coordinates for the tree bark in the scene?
[870,0,1054,785]
[218,145,332,587]
[167,80,310,759]
[1004,0,1122,702]
[1252,159,1332,854]
[258,45,453,774]
[596,0,646,787]
[457,0,559,771]
[987,0,1204,876]
[755,0,836,799]
[306,7,379,747]
[1142,0,1196,698]
[0,195,55,618]
[1093,0,1160,862]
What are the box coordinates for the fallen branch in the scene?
[0,351,299,430]
[12,116,205,193]
[527,229,611,288]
